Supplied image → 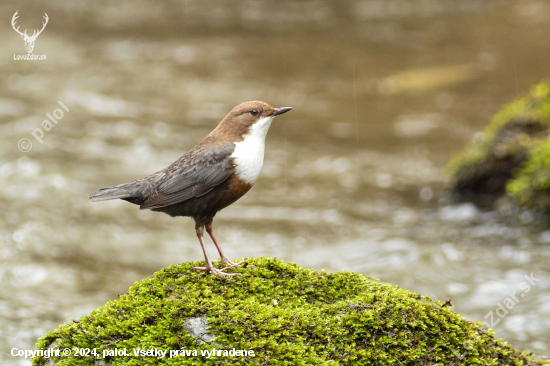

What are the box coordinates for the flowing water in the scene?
[1,0,550,364]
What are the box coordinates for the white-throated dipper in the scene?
[90,101,292,277]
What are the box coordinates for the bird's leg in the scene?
[206,219,244,267]
[192,222,240,277]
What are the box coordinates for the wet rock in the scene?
[182,316,216,345]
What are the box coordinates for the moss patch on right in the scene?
[32,258,540,365]
[447,82,550,207]
[507,139,550,210]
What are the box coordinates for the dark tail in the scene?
[89,187,132,202]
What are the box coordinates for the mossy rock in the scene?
[33,258,540,365]
[448,82,550,208]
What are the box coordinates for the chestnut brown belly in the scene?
[152,174,252,223]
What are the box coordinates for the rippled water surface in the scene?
[1,0,550,364]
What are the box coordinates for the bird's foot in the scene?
[213,257,245,268]
[192,264,241,277]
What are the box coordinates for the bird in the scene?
[89,101,292,277]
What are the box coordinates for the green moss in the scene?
[33,258,538,365]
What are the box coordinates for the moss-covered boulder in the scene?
[33,258,539,365]
[448,82,550,208]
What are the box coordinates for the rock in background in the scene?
[448,82,550,210]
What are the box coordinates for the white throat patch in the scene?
[231,116,274,185]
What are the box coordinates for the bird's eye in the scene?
[250,109,259,116]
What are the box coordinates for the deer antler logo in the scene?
[12,11,49,54]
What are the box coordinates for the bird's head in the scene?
[210,101,292,142]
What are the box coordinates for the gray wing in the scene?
[140,143,235,210]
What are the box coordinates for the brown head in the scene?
[206,101,292,144]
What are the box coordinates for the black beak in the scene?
[273,107,292,116]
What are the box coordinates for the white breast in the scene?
[231,116,274,185]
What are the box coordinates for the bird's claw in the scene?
[213,257,245,268]
[192,265,241,277]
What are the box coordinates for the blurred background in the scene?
[1,0,550,364]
